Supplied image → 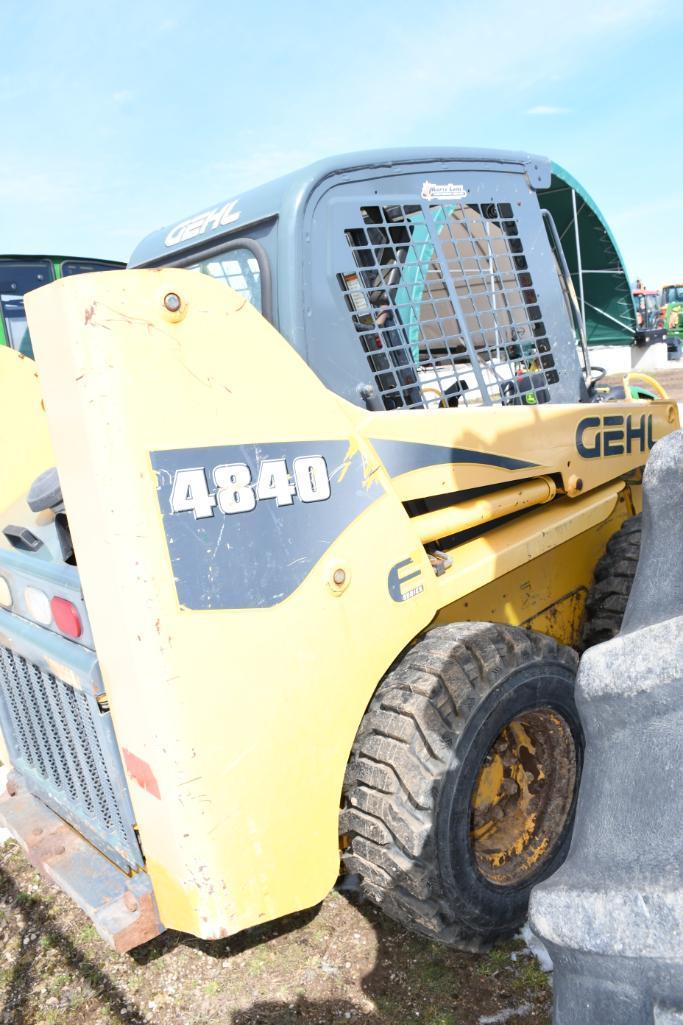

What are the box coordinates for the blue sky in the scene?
[2,0,681,286]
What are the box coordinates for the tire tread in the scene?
[342,621,578,947]
[582,514,641,648]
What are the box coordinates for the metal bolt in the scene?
[163,292,182,313]
[333,568,346,586]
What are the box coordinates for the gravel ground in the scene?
[0,841,551,1025]
[644,366,683,401]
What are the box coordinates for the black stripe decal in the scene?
[370,439,538,477]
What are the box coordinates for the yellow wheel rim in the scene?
[470,708,577,886]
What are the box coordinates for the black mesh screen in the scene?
[338,202,559,410]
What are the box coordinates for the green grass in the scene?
[512,959,549,993]
[245,949,271,974]
[476,947,511,976]
[374,993,406,1018]
[420,958,454,992]
[75,924,99,945]
[47,971,70,996]
[426,1012,457,1025]
[15,891,38,909]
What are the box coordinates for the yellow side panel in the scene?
[437,486,635,645]
[0,348,54,532]
[25,272,436,938]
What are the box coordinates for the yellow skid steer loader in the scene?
[0,149,676,953]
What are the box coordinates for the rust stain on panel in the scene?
[122,749,161,799]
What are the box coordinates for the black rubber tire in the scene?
[341,622,581,949]
[581,514,641,649]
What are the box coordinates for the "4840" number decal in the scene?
[169,455,331,519]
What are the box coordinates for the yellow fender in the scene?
[25,270,433,937]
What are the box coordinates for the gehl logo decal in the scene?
[164,200,240,248]
[576,413,654,459]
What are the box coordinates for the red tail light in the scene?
[50,596,82,639]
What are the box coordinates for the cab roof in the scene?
[128,147,549,268]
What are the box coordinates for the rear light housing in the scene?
[25,586,52,626]
[50,596,82,639]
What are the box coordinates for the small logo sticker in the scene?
[164,200,241,247]
[421,180,468,202]
[388,558,425,603]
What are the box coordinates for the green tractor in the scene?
[0,255,123,358]
[660,282,683,355]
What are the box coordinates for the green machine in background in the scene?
[538,165,636,348]
[0,255,123,358]
[660,282,683,349]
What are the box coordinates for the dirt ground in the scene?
[645,366,683,400]
[603,364,683,401]
[0,840,551,1025]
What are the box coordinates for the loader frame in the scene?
[0,149,677,951]
[0,266,672,949]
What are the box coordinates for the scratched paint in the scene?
[150,441,383,610]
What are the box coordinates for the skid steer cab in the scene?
[0,149,678,954]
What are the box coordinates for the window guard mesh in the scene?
[338,201,560,410]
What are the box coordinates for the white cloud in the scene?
[112,90,133,105]
[526,105,571,116]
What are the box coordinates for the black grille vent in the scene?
[0,646,142,869]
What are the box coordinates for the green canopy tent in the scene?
[539,164,635,346]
